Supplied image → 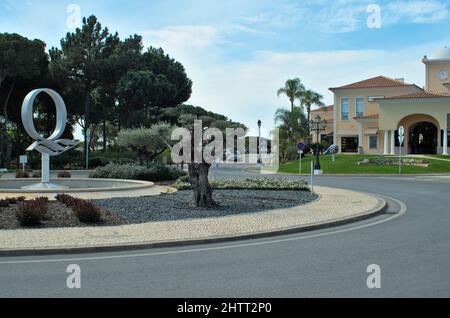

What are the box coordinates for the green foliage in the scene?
[0,33,49,168]
[16,198,49,227]
[117,123,172,164]
[300,89,325,121]
[277,78,305,112]
[280,154,450,174]
[90,163,186,182]
[173,177,310,191]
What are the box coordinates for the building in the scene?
[316,47,450,155]
[310,105,334,145]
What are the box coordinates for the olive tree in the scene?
[117,123,172,165]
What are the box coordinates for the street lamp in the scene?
[257,120,262,164]
[310,115,328,171]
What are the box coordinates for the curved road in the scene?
[1,165,450,297]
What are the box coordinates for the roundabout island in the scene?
[0,184,385,255]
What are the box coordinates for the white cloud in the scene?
[384,0,449,24]
[240,0,449,34]
[142,25,219,50]
[181,41,449,136]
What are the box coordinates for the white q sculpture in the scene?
[21,89,79,189]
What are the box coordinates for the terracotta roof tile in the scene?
[330,76,416,90]
[311,105,334,112]
[378,91,450,100]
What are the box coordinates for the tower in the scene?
[422,47,450,94]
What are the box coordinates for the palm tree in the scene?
[274,107,307,142]
[299,90,325,151]
[277,78,305,112]
[300,89,325,123]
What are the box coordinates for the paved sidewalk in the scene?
[0,186,385,255]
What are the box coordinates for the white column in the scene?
[358,123,363,154]
[390,129,395,155]
[41,154,50,184]
[443,128,448,155]
[384,130,389,155]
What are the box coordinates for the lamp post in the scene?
[257,120,262,164]
[310,115,328,172]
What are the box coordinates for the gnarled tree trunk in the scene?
[188,162,215,208]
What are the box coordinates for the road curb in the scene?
[0,194,388,257]
[244,167,450,177]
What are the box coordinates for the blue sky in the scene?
[1,0,450,136]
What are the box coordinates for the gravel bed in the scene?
[0,202,127,230]
[95,189,317,224]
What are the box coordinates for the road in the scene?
[1,165,450,297]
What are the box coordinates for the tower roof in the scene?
[432,46,450,60]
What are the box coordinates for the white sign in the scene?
[398,126,405,145]
[19,155,28,164]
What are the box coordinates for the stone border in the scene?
[0,178,154,193]
[0,186,387,256]
[0,178,174,200]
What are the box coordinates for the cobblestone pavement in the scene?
[0,186,383,253]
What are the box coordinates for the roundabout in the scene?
[1,165,450,297]
[0,186,384,255]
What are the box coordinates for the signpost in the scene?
[398,126,405,174]
[19,155,27,172]
[297,143,305,175]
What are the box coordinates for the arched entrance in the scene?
[409,122,438,154]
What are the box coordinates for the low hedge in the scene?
[173,177,310,191]
[89,163,186,182]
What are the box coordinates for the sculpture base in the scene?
[22,182,69,190]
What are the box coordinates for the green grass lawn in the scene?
[279,154,450,175]
[433,154,450,159]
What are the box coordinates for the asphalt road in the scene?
[1,165,450,297]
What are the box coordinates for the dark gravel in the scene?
[95,189,317,224]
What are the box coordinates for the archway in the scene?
[409,122,438,154]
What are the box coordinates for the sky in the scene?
[1,0,450,137]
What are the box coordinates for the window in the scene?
[356,98,365,117]
[341,98,349,120]
[369,135,378,149]
[341,137,358,153]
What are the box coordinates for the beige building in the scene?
[310,105,334,144]
[321,47,450,155]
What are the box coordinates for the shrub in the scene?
[32,172,41,178]
[55,194,76,207]
[16,198,49,226]
[57,171,71,178]
[16,196,26,202]
[0,200,10,208]
[16,171,30,178]
[173,177,310,191]
[72,199,102,224]
[90,163,186,182]
[6,197,17,204]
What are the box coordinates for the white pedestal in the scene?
[314,170,323,175]
[21,153,68,190]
